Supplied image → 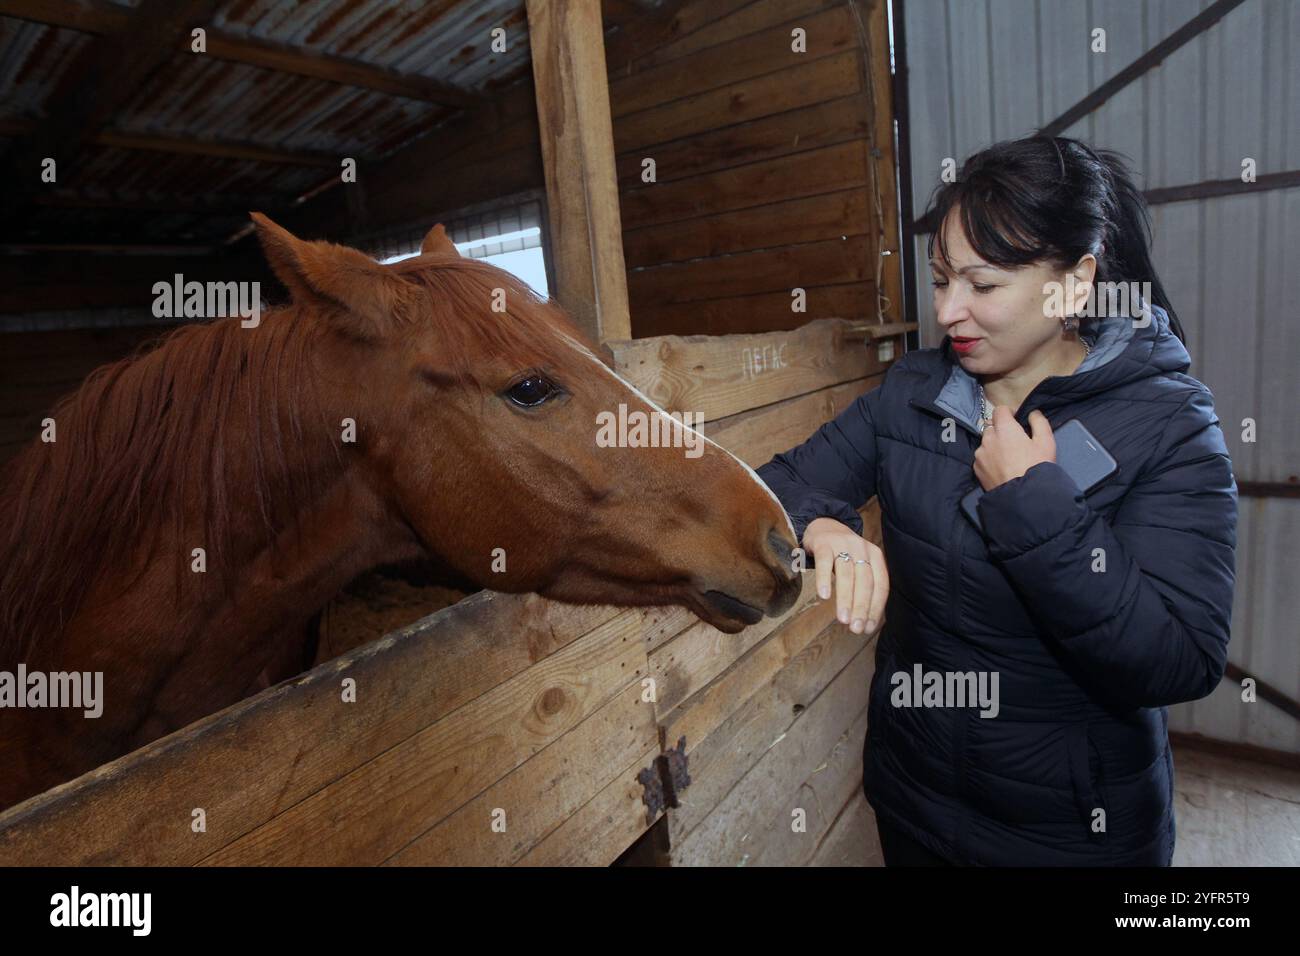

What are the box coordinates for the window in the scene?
[364,194,549,297]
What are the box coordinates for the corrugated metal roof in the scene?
[0,0,532,245]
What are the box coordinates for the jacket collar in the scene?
[910,303,1187,434]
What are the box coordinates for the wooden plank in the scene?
[0,592,624,865]
[626,0,838,72]
[632,282,876,338]
[657,585,836,744]
[199,607,648,865]
[613,49,862,156]
[629,236,874,306]
[620,140,869,230]
[383,672,657,865]
[706,376,877,469]
[663,612,873,848]
[809,789,880,866]
[517,744,662,866]
[650,576,827,716]
[614,91,871,188]
[609,4,856,117]
[606,317,886,421]
[657,502,881,745]
[747,707,870,865]
[623,188,871,268]
[603,0,749,74]
[527,0,631,344]
[669,641,874,864]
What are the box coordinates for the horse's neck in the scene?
[166,314,419,626]
[74,313,419,664]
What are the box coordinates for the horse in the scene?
[0,214,801,811]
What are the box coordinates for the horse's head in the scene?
[250,214,801,632]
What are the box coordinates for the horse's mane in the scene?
[0,252,593,664]
[0,308,332,664]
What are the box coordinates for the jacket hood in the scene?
[927,302,1189,433]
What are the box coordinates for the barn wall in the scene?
[607,0,901,337]
[900,0,1299,752]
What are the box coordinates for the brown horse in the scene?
[0,215,801,811]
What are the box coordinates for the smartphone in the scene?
[961,418,1118,532]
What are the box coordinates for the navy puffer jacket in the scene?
[756,307,1236,865]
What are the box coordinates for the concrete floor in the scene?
[1171,745,1300,866]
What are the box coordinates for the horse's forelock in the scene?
[390,256,591,388]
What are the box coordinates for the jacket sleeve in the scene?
[976,388,1237,709]
[755,383,880,549]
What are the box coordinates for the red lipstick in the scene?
[950,336,981,355]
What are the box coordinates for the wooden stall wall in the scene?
[0,319,902,866]
[606,0,902,339]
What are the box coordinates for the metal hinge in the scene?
[637,735,691,826]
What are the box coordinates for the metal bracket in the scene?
[637,736,691,826]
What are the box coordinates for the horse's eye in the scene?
[505,375,559,407]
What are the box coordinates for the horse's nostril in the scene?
[766,526,796,577]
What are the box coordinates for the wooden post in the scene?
[526,0,632,344]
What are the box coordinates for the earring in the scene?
[1061,315,1079,334]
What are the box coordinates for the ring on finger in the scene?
[836,551,853,562]
[854,558,868,565]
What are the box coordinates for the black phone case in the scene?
[961,418,1118,532]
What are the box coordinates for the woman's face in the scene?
[929,206,1092,377]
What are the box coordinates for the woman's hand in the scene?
[974,406,1056,490]
[802,517,889,635]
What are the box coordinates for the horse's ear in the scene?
[420,223,460,257]
[250,212,417,337]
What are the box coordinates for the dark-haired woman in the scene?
[757,136,1237,866]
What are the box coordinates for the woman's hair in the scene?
[924,134,1186,343]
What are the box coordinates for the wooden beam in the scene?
[0,0,483,108]
[1222,662,1300,725]
[0,0,129,34]
[95,129,341,168]
[201,30,482,109]
[4,117,352,169]
[0,248,268,313]
[1237,481,1300,499]
[527,0,631,344]
[0,243,217,255]
[911,170,1300,235]
[1144,170,1300,206]
[1039,0,1249,137]
[31,191,293,217]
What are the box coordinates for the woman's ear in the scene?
[1064,253,1098,317]
[250,212,418,338]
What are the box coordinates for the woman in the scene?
[756,135,1237,866]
